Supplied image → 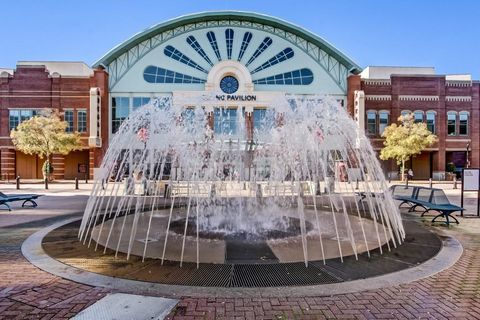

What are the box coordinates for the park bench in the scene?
[0,192,42,211]
[390,185,464,225]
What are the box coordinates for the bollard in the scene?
[101,179,105,190]
[355,179,359,190]
[75,177,79,190]
[44,178,48,190]
[16,176,20,190]
[454,177,458,189]
[429,178,433,188]
[405,177,409,189]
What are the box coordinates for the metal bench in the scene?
[391,186,464,225]
[0,192,41,211]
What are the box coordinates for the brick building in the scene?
[0,12,478,180]
[348,67,479,180]
[0,62,108,180]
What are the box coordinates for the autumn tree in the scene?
[380,113,437,180]
[10,109,83,180]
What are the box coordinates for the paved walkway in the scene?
[0,182,480,319]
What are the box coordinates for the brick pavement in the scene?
[1,185,480,319]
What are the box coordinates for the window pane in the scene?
[459,113,468,135]
[132,97,150,110]
[112,97,130,133]
[414,112,423,123]
[214,108,237,135]
[64,110,74,133]
[9,110,20,131]
[253,109,274,139]
[426,112,435,133]
[20,110,33,122]
[379,112,389,135]
[77,110,87,133]
[367,112,376,135]
[447,113,456,136]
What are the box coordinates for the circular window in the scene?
[220,76,239,94]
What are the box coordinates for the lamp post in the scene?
[466,142,471,168]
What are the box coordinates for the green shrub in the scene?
[446,162,456,173]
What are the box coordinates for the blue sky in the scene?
[2,0,479,78]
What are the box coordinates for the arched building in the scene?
[0,11,478,180]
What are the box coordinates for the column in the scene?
[434,79,446,180]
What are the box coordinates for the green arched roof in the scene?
[93,10,361,74]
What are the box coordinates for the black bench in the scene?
[391,185,464,225]
[0,192,41,211]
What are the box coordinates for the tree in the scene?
[380,113,437,180]
[10,109,83,180]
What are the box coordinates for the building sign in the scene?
[463,169,479,191]
[215,94,257,102]
[461,168,480,217]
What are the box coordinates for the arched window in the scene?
[426,111,436,133]
[378,111,389,135]
[459,111,469,136]
[447,111,457,136]
[400,110,411,118]
[366,110,377,135]
[414,111,424,123]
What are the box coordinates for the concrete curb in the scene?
[22,217,463,298]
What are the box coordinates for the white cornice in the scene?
[362,79,391,86]
[365,95,391,101]
[399,95,439,101]
[445,96,472,102]
[446,80,472,87]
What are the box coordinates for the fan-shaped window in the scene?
[246,37,272,67]
[251,48,294,74]
[143,66,205,84]
[225,29,234,60]
[237,32,252,61]
[206,31,221,61]
[164,45,208,73]
[253,68,313,85]
[186,36,214,66]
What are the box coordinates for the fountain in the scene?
[78,95,404,269]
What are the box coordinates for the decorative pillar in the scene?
[434,79,447,180]
[471,83,480,168]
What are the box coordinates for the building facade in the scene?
[0,62,108,180]
[0,11,478,180]
[348,67,480,180]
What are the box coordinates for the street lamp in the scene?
[466,142,471,168]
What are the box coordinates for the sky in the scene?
[2,0,479,78]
